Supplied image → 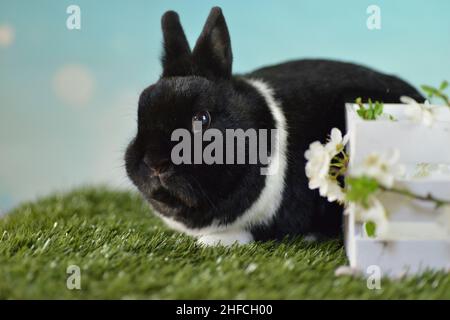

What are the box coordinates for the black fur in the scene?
[125,7,423,241]
[161,11,192,77]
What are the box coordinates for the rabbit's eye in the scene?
[192,111,211,130]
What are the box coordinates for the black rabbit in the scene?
[125,7,423,245]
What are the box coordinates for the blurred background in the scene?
[1,0,449,213]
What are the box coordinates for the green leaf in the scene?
[354,98,385,120]
[365,221,377,238]
[420,82,450,107]
[345,176,379,207]
[421,85,438,99]
[374,102,383,116]
[355,98,383,120]
[421,85,439,95]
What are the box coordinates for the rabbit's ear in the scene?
[161,11,192,77]
[192,7,232,79]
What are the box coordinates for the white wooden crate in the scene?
[345,103,450,276]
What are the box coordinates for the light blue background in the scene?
[1,0,449,212]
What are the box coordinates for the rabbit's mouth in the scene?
[150,188,186,211]
[150,185,198,210]
[125,144,202,217]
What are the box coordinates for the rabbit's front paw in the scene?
[197,230,253,247]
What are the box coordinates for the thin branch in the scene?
[380,186,450,208]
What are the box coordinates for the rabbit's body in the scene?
[125,8,423,246]
[244,59,423,241]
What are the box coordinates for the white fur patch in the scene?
[303,234,318,243]
[197,230,253,247]
[233,78,288,228]
[334,265,361,277]
[154,78,288,245]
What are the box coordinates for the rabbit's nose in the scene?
[143,156,171,175]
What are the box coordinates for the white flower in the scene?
[305,141,331,183]
[401,96,436,127]
[325,128,349,155]
[318,179,345,202]
[352,149,405,188]
[305,142,340,202]
[327,182,345,202]
[355,197,389,237]
[304,128,348,203]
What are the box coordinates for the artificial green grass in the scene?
[0,187,449,299]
